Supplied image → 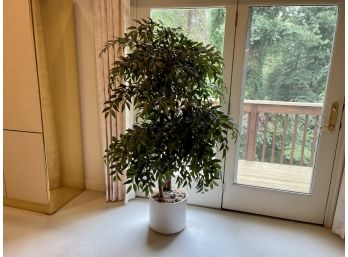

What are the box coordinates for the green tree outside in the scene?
[151,6,338,166]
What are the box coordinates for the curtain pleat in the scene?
[94,0,131,202]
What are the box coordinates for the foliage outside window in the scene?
[240,6,338,166]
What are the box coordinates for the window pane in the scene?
[236,6,338,193]
[151,8,226,55]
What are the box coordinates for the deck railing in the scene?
[242,100,322,166]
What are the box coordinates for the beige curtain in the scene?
[94,0,134,202]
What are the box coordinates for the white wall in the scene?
[73,0,105,192]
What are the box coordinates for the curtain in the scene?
[94,0,134,202]
[332,171,345,238]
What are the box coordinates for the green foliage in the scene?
[101,18,238,196]
[209,8,226,55]
[246,6,337,103]
[151,8,226,55]
[241,6,337,165]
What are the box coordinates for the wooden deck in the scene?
[236,160,313,193]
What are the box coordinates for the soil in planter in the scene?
[152,190,186,203]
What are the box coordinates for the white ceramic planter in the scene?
[149,193,188,234]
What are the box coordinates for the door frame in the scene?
[324,108,345,227]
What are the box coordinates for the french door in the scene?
[133,0,344,223]
[223,0,344,224]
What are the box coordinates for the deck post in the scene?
[246,105,258,161]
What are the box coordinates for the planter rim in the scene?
[149,191,188,205]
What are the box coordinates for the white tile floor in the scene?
[4,191,344,257]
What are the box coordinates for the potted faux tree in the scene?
[101,18,238,234]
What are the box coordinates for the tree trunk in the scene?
[163,179,171,192]
[187,10,193,34]
[158,181,164,202]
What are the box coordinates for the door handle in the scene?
[320,101,339,132]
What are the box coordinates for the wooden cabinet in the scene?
[4,0,84,214]
[4,0,42,132]
[4,131,48,204]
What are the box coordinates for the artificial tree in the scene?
[102,18,238,202]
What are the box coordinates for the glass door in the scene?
[223,0,344,223]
